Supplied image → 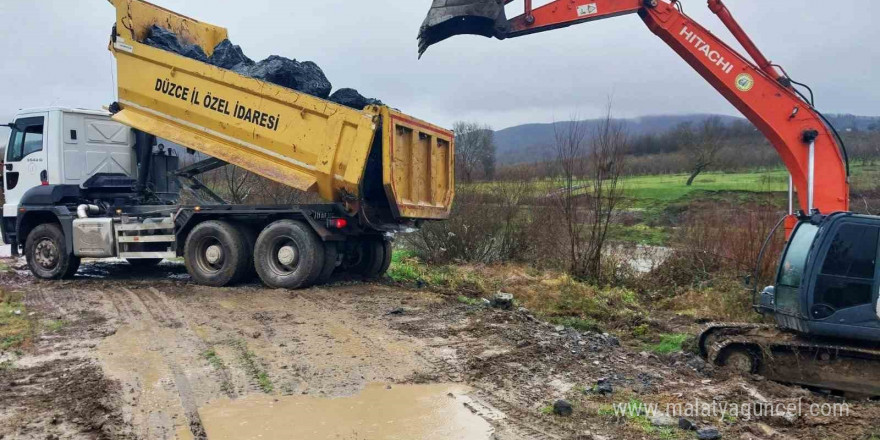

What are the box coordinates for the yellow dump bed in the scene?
[107,0,454,221]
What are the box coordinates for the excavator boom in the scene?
[420,0,850,217]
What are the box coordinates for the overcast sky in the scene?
[0,0,877,146]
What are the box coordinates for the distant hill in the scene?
[493,113,880,165]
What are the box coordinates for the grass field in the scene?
[621,169,789,205]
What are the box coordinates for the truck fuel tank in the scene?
[73,217,115,258]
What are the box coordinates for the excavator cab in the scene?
[762,213,880,343]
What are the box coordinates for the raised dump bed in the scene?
[107,0,454,223]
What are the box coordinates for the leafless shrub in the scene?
[547,103,627,282]
[404,178,538,264]
[649,199,786,294]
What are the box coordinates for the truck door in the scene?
[3,113,49,218]
[809,221,880,328]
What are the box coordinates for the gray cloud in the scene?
[1,0,877,150]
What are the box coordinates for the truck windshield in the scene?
[778,223,819,288]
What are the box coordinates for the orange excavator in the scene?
[420,0,880,396]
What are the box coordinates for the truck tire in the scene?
[353,239,386,280]
[315,242,339,286]
[378,240,393,277]
[254,220,324,289]
[184,220,248,287]
[25,223,80,280]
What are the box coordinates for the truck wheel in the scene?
[254,220,324,289]
[184,220,248,287]
[378,240,393,277]
[352,239,386,280]
[315,242,339,286]
[25,223,80,280]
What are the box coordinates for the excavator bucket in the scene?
[418,0,509,57]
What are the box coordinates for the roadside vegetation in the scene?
[391,112,880,352]
[0,290,32,352]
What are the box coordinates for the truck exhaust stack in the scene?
[418,0,509,57]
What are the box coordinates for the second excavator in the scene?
[420,0,880,396]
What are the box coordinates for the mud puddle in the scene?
[198,383,494,440]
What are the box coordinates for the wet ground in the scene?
[1,258,878,439]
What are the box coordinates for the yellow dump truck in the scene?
[2,0,453,289]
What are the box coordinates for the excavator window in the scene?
[813,223,879,313]
[775,223,818,313]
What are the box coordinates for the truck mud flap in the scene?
[418,0,509,57]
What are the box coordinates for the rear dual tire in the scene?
[184,219,386,289]
[346,239,392,280]
[254,220,324,289]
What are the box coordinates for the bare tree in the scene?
[453,121,496,183]
[549,104,627,282]
[220,165,257,204]
[683,116,727,186]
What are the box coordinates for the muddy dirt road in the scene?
[1,259,878,439]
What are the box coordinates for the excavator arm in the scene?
[420,0,850,218]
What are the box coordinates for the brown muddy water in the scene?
[198,383,493,439]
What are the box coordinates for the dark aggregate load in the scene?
[210,39,254,73]
[141,26,381,109]
[328,88,384,110]
[243,56,332,99]
[144,25,209,63]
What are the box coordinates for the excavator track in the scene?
[699,323,880,397]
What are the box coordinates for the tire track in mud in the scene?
[120,287,182,328]
[470,387,570,440]
[101,288,140,321]
[25,288,68,317]
[100,286,210,440]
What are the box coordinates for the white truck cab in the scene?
[3,107,136,220]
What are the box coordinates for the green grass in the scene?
[647,333,690,354]
[608,224,669,246]
[387,250,422,283]
[202,348,234,394]
[387,250,499,295]
[621,169,789,206]
[0,291,32,351]
[43,320,66,333]
[456,295,484,306]
[203,348,225,370]
[230,340,273,393]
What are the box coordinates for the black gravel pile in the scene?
[144,26,209,63]
[328,88,384,110]
[142,26,381,109]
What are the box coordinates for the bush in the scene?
[404,180,536,264]
[648,199,786,294]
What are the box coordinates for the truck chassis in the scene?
[13,197,390,289]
